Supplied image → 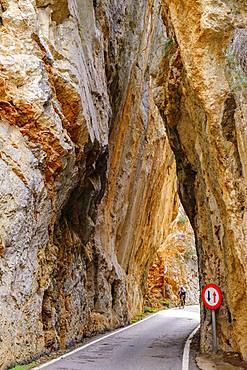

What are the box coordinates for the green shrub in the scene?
[131,306,158,323]
[184,249,195,260]
[177,215,187,224]
[159,299,170,308]
[144,306,157,313]
[162,37,175,57]
[10,362,36,370]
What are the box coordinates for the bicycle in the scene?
[179,294,186,309]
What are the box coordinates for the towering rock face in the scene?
[154,0,247,361]
[0,1,178,368]
[1,0,246,367]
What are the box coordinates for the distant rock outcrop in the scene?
[145,205,199,309]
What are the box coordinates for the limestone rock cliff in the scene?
[155,0,247,361]
[0,0,247,367]
[0,0,178,368]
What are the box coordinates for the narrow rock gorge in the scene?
[0,0,246,369]
[145,205,199,309]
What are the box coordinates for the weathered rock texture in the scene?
[154,0,247,361]
[145,205,199,309]
[0,0,179,368]
[1,0,247,367]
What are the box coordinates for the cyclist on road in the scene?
[178,286,187,308]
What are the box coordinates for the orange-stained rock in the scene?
[0,0,178,368]
[155,0,247,361]
[0,0,246,367]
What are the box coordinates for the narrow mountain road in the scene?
[38,306,200,370]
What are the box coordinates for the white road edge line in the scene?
[182,324,200,370]
[33,311,159,369]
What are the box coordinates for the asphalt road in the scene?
[39,306,200,370]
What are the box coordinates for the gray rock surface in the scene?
[0,1,178,368]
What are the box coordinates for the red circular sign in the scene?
[202,284,222,310]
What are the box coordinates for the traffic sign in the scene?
[202,284,222,310]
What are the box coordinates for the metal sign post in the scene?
[202,283,223,353]
[211,309,217,352]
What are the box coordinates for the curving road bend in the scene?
[38,306,200,370]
